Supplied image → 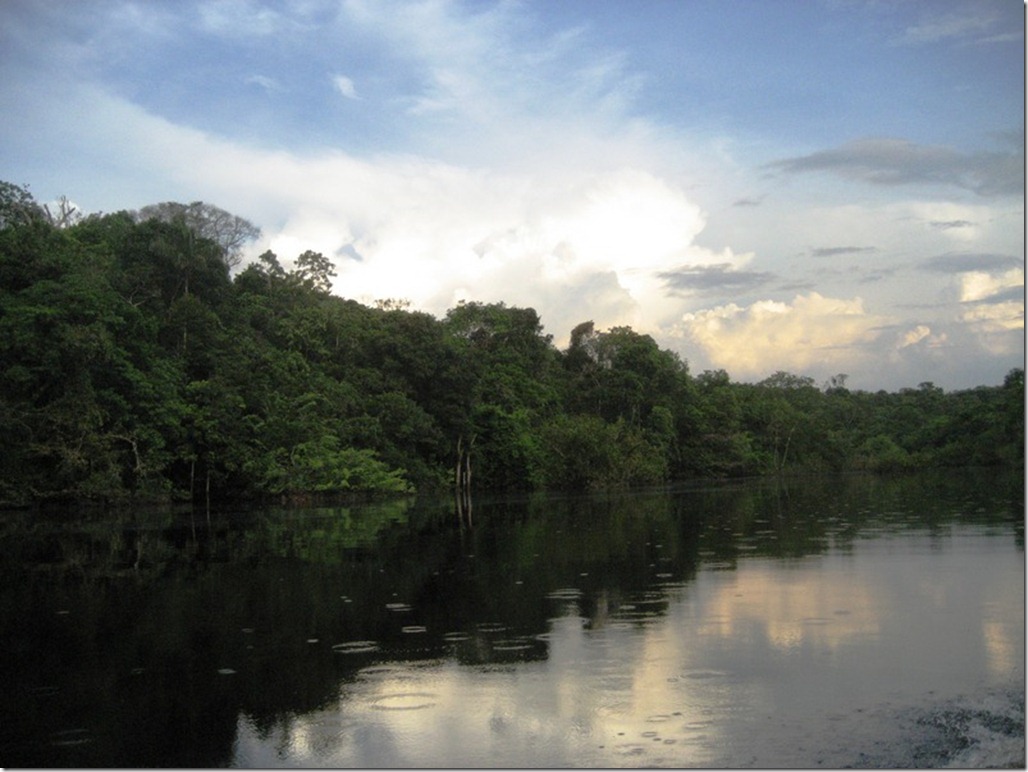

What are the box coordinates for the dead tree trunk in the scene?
[455,434,474,527]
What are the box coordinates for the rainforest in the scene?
[0,181,1022,508]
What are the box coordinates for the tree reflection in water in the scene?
[0,468,1022,767]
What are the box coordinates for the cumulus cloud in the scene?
[766,137,1024,197]
[1,0,1021,391]
[958,268,1024,304]
[961,299,1024,329]
[332,74,359,100]
[672,292,893,379]
[895,324,949,352]
[897,324,932,349]
[959,302,1024,359]
[952,266,1024,357]
[288,165,743,338]
[0,1,745,349]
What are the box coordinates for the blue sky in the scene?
[1,0,1023,390]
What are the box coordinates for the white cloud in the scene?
[960,301,1023,334]
[259,163,735,340]
[901,9,1002,45]
[897,324,932,349]
[893,324,948,361]
[956,267,1025,356]
[1,0,1021,392]
[332,74,359,100]
[672,293,893,379]
[958,268,1024,304]
[197,0,288,38]
[246,74,283,93]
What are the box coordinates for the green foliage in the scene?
[0,180,1021,505]
[539,415,667,491]
[291,250,336,294]
[133,200,260,270]
[264,436,412,496]
[856,434,916,472]
[0,181,46,230]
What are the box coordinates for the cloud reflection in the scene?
[232,528,1022,768]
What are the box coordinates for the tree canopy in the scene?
[0,182,1022,506]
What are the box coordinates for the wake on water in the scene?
[845,688,1024,769]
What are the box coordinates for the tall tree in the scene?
[134,201,260,270]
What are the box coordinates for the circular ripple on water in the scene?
[369,692,438,711]
[546,588,583,600]
[614,743,646,756]
[682,669,729,680]
[332,641,380,654]
[476,621,507,633]
[646,714,673,723]
[401,625,427,634]
[442,631,471,642]
[51,728,92,747]
[385,602,412,612]
[683,720,714,731]
[492,638,534,652]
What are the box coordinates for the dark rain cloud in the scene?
[765,136,1024,197]
[337,243,363,261]
[658,263,775,293]
[811,246,878,258]
[859,273,891,284]
[732,196,763,207]
[928,219,974,230]
[919,252,1023,273]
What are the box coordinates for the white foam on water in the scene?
[844,688,1025,769]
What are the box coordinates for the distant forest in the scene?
[0,181,1023,507]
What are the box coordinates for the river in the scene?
[1,469,1023,768]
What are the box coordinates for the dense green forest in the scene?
[0,181,1022,507]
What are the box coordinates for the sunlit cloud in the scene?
[672,292,892,379]
[0,0,1022,390]
[895,324,948,355]
[898,324,930,349]
[958,268,1024,304]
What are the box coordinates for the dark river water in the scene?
[1,470,1023,768]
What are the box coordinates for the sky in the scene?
[0,0,1023,391]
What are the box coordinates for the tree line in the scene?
[0,181,1022,507]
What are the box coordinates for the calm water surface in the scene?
[1,470,1023,768]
